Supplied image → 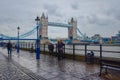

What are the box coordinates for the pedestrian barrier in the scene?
[99,59,120,76]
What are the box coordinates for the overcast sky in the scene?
[0,0,120,38]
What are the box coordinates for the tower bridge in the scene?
[0,13,88,44]
[0,13,88,60]
[39,13,77,40]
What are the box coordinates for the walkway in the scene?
[0,48,119,80]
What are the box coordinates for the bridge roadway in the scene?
[0,48,119,80]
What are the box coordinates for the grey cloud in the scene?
[0,0,120,38]
[104,10,120,22]
[78,12,120,37]
[101,0,120,21]
[78,14,98,26]
[44,3,63,18]
[71,3,79,10]
[84,13,115,26]
[44,4,58,15]
[110,10,120,21]
[87,14,97,24]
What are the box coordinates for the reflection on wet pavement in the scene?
[0,48,119,80]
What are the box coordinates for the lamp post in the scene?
[35,16,40,59]
[17,26,20,54]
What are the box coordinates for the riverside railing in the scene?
[18,43,120,61]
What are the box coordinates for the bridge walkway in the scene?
[0,48,119,80]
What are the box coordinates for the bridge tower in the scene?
[39,13,48,39]
[68,18,77,40]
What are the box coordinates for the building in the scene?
[111,31,120,44]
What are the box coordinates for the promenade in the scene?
[0,47,119,80]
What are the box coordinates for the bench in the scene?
[99,59,120,76]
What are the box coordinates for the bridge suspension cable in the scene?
[0,34,16,39]
[0,26,40,39]
[77,28,87,39]
[19,26,38,38]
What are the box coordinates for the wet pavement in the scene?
[0,48,119,80]
[0,51,39,80]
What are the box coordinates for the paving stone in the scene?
[0,56,33,80]
[0,50,46,80]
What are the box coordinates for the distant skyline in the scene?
[0,0,120,38]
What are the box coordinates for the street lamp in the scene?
[35,16,40,59]
[17,26,20,54]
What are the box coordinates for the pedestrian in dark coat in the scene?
[48,43,54,55]
[7,41,12,55]
[57,40,65,60]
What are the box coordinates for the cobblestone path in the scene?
[0,51,45,80]
[0,48,119,80]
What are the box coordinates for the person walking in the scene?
[48,42,54,55]
[57,40,65,60]
[30,45,34,53]
[7,41,12,55]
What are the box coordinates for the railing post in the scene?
[19,42,21,49]
[30,42,31,49]
[56,44,57,56]
[19,43,20,49]
[35,43,36,49]
[17,26,20,54]
[24,43,25,48]
[99,44,102,76]
[56,44,57,53]
[100,44,102,63]
[29,42,30,49]
[63,45,65,58]
[21,43,23,48]
[100,44,102,58]
[73,44,75,60]
[23,43,24,48]
[24,43,26,48]
[26,42,27,49]
[32,43,33,49]
[22,43,23,48]
[28,42,29,49]
[85,44,87,62]
[21,43,22,48]
[44,44,45,54]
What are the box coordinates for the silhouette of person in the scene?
[48,42,54,55]
[57,40,65,60]
[7,41,12,55]
[30,45,34,53]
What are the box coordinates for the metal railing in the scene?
[2,42,119,61]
